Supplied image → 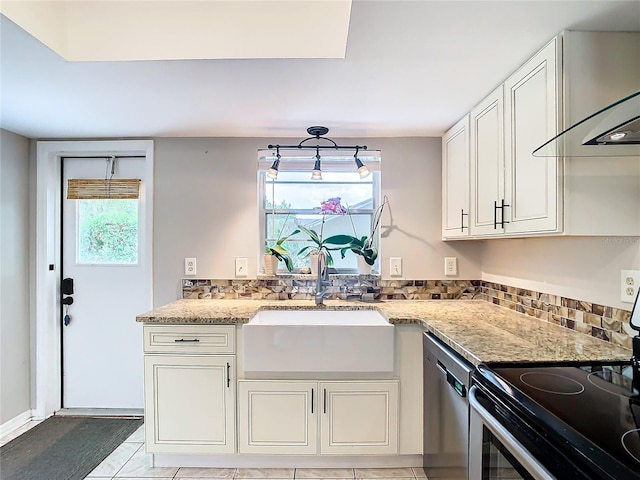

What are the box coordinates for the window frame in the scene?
[258,155,381,275]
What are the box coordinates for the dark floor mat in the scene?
[0,415,143,480]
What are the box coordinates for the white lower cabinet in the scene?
[238,380,399,455]
[143,323,237,455]
[320,381,399,455]
[144,355,236,454]
[238,381,317,454]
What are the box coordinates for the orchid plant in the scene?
[340,195,388,266]
[264,213,294,272]
[292,197,353,266]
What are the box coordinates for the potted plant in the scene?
[292,198,353,273]
[264,214,294,274]
[341,196,388,273]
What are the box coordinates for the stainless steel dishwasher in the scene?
[423,332,474,480]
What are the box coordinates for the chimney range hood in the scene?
[533,90,640,157]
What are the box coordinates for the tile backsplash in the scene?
[182,277,634,349]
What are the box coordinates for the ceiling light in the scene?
[266,126,374,179]
[353,146,371,178]
[311,150,322,180]
[266,148,281,179]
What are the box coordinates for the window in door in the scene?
[77,199,139,264]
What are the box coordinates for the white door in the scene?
[62,156,150,409]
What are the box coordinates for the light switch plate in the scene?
[390,257,402,277]
[184,258,196,276]
[444,257,458,276]
[235,257,248,278]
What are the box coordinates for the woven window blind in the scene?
[67,179,141,199]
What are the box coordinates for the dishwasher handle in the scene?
[437,359,467,398]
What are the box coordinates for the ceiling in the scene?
[1,1,640,140]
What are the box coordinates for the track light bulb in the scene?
[354,156,371,179]
[311,157,322,180]
[266,154,280,179]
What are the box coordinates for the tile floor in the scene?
[1,422,428,480]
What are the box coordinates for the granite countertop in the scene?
[136,299,633,366]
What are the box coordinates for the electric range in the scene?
[472,361,640,479]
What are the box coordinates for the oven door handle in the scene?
[469,386,556,480]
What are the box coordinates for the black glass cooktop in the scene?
[475,363,640,479]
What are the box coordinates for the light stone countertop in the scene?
[136,299,633,366]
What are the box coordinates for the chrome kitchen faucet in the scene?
[315,251,331,306]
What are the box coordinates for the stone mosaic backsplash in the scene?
[481,282,634,350]
[182,277,634,349]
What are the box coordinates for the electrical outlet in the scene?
[235,257,248,278]
[390,257,402,277]
[184,257,196,276]
[621,270,640,303]
[444,257,458,276]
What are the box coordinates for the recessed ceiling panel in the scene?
[1,0,352,61]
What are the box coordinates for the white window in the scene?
[258,153,381,274]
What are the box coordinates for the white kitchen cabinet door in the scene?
[144,355,235,454]
[469,85,505,236]
[442,115,470,239]
[320,381,399,455]
[504,37,560,235]
[238,381,317,455]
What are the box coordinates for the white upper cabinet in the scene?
[503,37,560,235]
[469,86,505,236]
[442,115,470,238]
[444,30,640,240]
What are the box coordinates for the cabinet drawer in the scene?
[143,325,235,354]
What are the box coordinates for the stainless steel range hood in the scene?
[533,90,640,157]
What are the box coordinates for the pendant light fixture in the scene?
[266,126,373,180]
[266,147,281,179]
[353,146,371,179]
[311,147,322,180]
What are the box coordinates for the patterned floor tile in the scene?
[294,469,355,479]
[87,441,143,477]
[175,467,236,478]
[235,468,295,479]
[113,449,178,478]
[354,468,415,479]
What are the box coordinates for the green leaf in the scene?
[282,255,294,272]
[297,245,314,256]
[294,225,321,246]
[323,234,353,246]
[270,243,289,256]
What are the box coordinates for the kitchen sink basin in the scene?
[242,309,394,373]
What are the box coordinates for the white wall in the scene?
[0,129,32,424]
[481,236,640,310]
[152,137,483,306]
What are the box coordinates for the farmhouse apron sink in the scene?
[242,309,394,373]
